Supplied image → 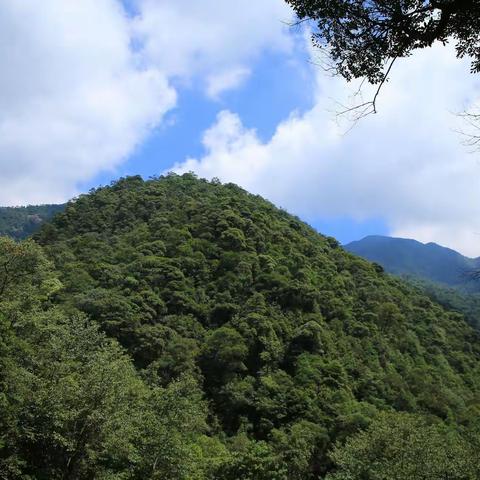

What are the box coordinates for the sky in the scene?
[1,0,480,256]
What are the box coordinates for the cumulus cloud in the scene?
[0,0,175,205]
[172,45,480,256]
[206,67,251,100]
[132,0,293,80]
[0,0,293,205]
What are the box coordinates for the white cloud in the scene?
[206,67,251,100]
[132,0,293,80]
[5,0,479,256]
[0,0,175,205]
[0,0,293,205]
[172,45,480,257]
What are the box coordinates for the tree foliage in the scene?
[286,0,480,84]
[2,174,480,477]
[327,412,480,479]
[18,173,480,478]
[0,235,212,479]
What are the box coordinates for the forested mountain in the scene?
[0,204,65,240]
[405,277,480,332]
[345,235,480,331]
[345,235,480,290]
[2,174,480,479]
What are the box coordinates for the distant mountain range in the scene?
[344,235,480,290]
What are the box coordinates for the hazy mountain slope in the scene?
[32,174,480,477]
[0,204,65,240]
[345,235,480,289]
[406,276,480,330]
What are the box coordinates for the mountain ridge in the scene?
[345,234,480,289]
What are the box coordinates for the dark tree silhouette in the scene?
[286,0,480,114]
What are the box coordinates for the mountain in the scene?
[345,235,480,289]
[343,235,480,331]
[7,173,474,478]
[0,204,65,240]
[3,175,480,478]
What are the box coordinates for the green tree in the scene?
[29,174,480,478]
[130,375,210,480]
[286,0,480,83]
[0,237,61,310]
[327,412,480,479]
[286,0,480,115]
[1,311,146,479]
[219,437,288,480]
[0,236,214,479]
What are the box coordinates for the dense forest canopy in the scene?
[1,174,480,477]
[3,173,478,478]
[0,236,215,479]
[407,276,480,331]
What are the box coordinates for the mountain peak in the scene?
[345,235,479,288]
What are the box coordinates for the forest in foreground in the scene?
[1,174,480,479]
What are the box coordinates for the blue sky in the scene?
[1,0,479,254]
[106,49,314,176]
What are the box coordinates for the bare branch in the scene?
[333,56,398,127]
[456,109,480,151]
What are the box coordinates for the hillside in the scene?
[406,276,480,331]
[23,174,480,478]
[0,204,65,240]
[3,174,480,479]
[345,235,480,289]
